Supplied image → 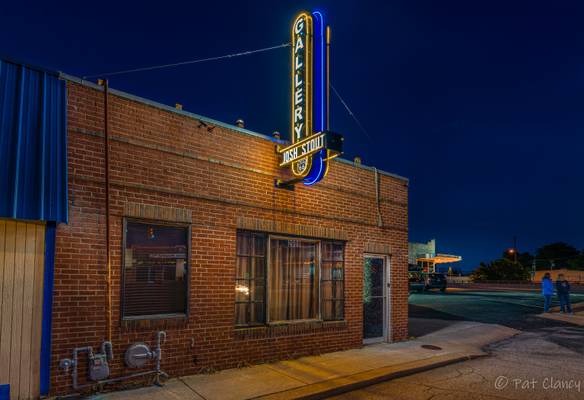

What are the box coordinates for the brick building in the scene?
[0,58,408,398]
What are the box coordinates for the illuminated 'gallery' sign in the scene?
[277,11,343,187]
[290,13,312,176]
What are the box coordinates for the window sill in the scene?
[121,313,188,331]
[268,318,327,325]
[235,320,347,340]
[123,313,187,321]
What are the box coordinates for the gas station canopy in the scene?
[416,253,462,264]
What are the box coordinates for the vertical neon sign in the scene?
[303,10,328,185]
[288,11,331,186]
[291,12,313,177]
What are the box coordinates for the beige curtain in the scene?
[269,240,318,321]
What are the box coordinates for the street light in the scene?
[507,247,518,263]
[507,236,518,263]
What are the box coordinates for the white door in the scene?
[363,256,390,344]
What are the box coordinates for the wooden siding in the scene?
[0,220,45,400]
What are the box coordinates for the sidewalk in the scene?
[537,309,584,326]
[89,321,517,400]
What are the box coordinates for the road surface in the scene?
[333,290,584,400]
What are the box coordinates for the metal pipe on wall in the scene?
[74,370,157,391]
[374,167,383,227]
[59,332,168,394]
[71,346,92,390]
[103,79,112,342]
[154,331,167,384]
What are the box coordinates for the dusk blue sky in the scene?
[3,0,583,271]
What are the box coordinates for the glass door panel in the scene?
[363,257,386,342]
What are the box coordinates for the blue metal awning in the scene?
[0,58,68,223]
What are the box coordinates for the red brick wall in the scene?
[50,80,409,395]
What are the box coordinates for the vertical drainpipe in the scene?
[103,79,112,341]
[374,167,383,227]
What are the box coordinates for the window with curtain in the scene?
[234,232,345,326]
[269,238,319,322]
[235,231,266,326]
[123,220,189,318]
[321,241,345,320]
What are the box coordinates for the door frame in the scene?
[363,254,391,344]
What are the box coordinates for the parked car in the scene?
[409,272,447,293]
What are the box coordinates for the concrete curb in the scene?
[254,352,487,400]
[550,302,584,312]
[536,311,584,326]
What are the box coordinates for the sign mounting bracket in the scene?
[274,178,302,190]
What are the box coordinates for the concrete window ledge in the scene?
[234,320,347,340]
[121,315,188,331]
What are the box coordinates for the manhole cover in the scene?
[421,344,442,350]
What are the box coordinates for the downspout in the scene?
[374,167,383,227]
[101,79,112,341]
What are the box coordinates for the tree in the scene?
[502,250,533,268]
[470,258,531,282]
[566,252,584,270]
[536,242,581,270]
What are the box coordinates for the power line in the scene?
[83,42,291,79]
[82,44,376,147]
[330,84,373,142]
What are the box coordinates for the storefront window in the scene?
[122,220,189,318]
[235,232,345,326]
[235,232,266,326]
[321,241,345,320]
[269,238,319,322]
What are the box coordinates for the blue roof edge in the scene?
[0,55,60,76]
[60,72,408,184]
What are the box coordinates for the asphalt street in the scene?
[333,290,584,400]
[409,290,584,332]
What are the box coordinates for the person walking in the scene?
[541,272,554,313]
[556,273,573,314]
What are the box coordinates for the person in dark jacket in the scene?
[556,274,573,314]
[541,272,554,312]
